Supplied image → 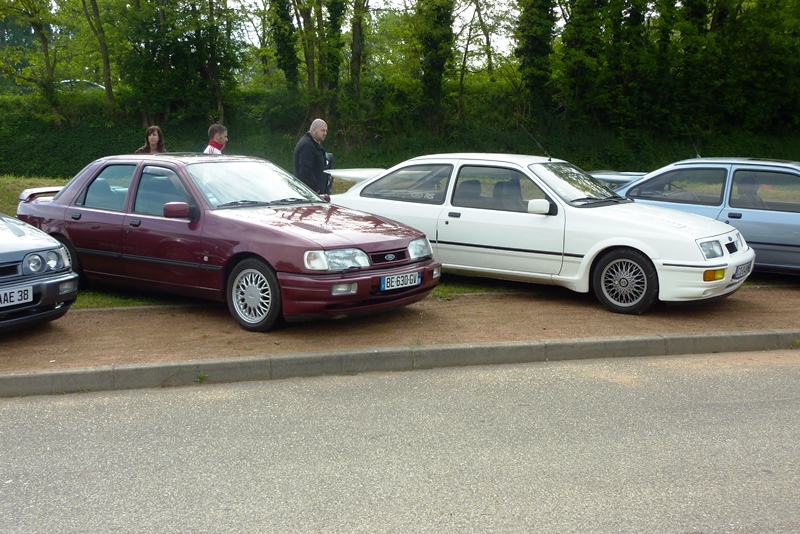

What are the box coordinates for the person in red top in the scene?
[204,124,228,154]
[135,125,166,153]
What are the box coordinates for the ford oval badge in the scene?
[385,253,396,261]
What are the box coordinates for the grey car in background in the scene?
[0,212,79,333]
[614,157,800,273]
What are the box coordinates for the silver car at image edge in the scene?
[329,153,756,314]
[0,212,79,333]
[613,157,800,273]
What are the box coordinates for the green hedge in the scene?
[2,92,799,179]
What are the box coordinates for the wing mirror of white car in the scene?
[527,199,552,214]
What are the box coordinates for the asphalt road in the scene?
[2,350,800,533]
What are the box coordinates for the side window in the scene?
[361,164,452,205]
[80,164,134,211]
[731,170,800,212]
[134,166,192,216]
[452,166,544,212]
[628,168,725,206]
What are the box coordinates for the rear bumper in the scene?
[278,260,441,320]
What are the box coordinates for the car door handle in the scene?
[448,212,461,218]
[728,212,742,219]
[70,212,81,220]
[129,219,142,227]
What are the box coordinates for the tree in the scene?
[515,0,556,119]
[119,0,243,125]
[78,0,114,102]
[415,0,456,129]
[2,0,61,114]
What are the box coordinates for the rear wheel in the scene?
[226,258,282,332]
[592,249,658,314]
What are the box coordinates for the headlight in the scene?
[23,249,66,274]
[46,250,60,269]
[27,254,44,272]
[699,240,724,259]
[407,238,433,260]
[304,249,371,271]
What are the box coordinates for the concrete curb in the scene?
[2,328,799,398]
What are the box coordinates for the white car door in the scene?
[435,162,566,279]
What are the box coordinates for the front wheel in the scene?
[592,249,658,314]
[226,258,282,332]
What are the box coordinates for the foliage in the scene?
[0,0,798,171]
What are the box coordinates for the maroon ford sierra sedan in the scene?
[17,154,441,331]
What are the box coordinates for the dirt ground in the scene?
[2,282,799,374]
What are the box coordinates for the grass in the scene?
[72,286,203,310]
[0,175,69,216]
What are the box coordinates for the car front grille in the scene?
[725,242,738,254]
[369,248,409,266]
[0,262,21,280]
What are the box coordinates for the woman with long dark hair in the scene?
[135,125,166,153]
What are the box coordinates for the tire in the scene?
[226,258,282,332]
[592,249,658,314]
[53,234,87,287]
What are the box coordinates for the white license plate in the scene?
[733,261,752,280]
[0,285,34,308]
[381,272,421,291]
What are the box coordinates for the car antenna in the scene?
[521,125,552,161]
[685,126,702,158]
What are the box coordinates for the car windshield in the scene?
[529,162,623,204]
[185,159,318,208]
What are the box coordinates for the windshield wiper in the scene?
[266,197,311,205]
[216,200,271,208]
[570,196,607,204]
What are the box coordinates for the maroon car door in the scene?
[122,165,214,292]
[63,164,135,279]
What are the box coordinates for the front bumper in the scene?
[277,260,441,320]
[655,248,756,302]
[0,270,80,333]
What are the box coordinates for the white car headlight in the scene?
[26,253,44,272]
[699,240,724,259]
[304,249,371,271]
[407,238,433,260]
[23,249,66,274]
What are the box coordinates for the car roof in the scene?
[93,153,262,164]
[667,157,800,169]
[405,153,563,166]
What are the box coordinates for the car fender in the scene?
[557,236,664,294]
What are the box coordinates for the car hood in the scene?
[598,202,732,237]
[0,213,60,256]
[210,203,422,247]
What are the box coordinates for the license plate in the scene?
[733,261,752,280]
[0,285,34,308]
[381,272,421,291]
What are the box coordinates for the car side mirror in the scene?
[164,202,198,219]
[319,194,331,203]
[527,199,554,215]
